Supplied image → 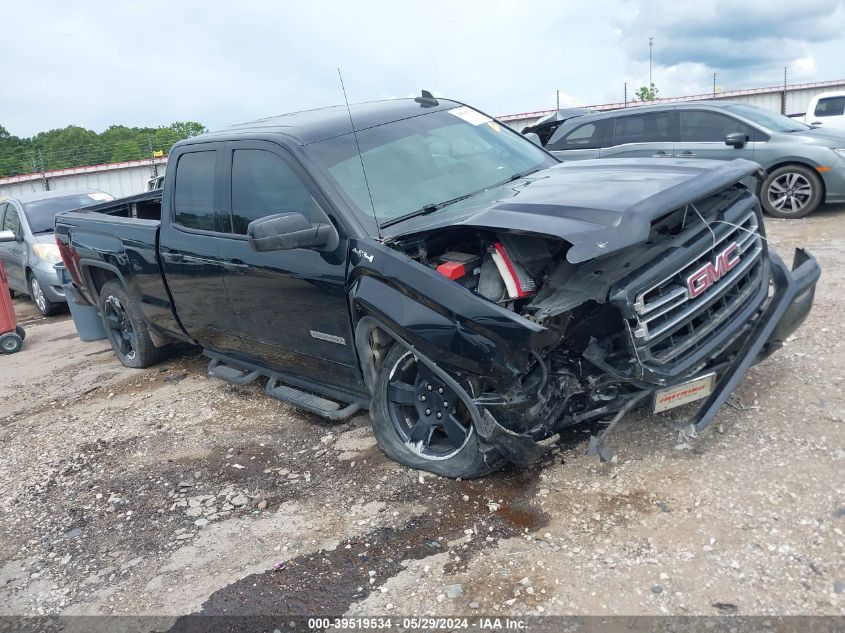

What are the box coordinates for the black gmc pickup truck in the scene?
[55,96,820,478]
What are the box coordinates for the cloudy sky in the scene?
[3,0,845,137]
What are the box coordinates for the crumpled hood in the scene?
[387,158,762,264]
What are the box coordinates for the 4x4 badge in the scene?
[352,247,374,263]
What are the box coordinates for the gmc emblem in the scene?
[686,243,741,299]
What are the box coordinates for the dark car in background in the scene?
[520,107,592,145]
[0,189,113,315]
[543,101,845,218]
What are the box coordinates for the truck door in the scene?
[159,147,242,353]
[218,142,363,393]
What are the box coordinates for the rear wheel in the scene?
[15,325,25,341]
[98,280,168,368]
[760,165,823,219]
[371,345,505,478]
[29,273,61,317]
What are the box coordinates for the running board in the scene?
[207,358,262,385]
[266,375,363,420]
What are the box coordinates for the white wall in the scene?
[0,159,166,199]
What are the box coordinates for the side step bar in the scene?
[204,350,366,421]
[266,375,363,420]
[208,358,262,385]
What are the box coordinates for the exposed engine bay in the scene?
[387,227,642,446]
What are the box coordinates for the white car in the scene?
[803,91,845,131]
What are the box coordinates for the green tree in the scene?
[110,139,144,162]
[634,83,659,101]
[0,120,207,177]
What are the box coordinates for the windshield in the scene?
[306,107,556,228]
[723,103,810,133]
[23,192,113,233]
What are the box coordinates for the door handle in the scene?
[161,251,184,263]
[676,152,697,158]
[223,259,249,275]
[652,151,671,157]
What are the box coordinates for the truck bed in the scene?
[54,191,187,344]
[72,189,164,220]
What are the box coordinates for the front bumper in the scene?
[690,247,820,431]
[820,162,845,204]
[33,260,66,303]
[473,247,820,464]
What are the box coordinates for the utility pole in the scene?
[648,36,654,88]
[713,72,717,99]
[38,149,49,191]
[624,82,628,108]
[148,137,158,178]
[782,66,788,114]
[556,89,560,111]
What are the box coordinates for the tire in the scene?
[371,345,506,478]
[760,165,823,219]
[98,280,168,368]
[15,325,25,341]
[0,332,23,354]
[28,273,62,317]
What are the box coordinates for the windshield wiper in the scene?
[379,193,474,229]
[379,168,542,230]
[32,228,54,235]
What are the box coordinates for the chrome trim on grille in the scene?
[629,208,765,366]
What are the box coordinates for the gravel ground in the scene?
[1,205,843,620]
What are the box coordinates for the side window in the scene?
[814,97,845,117]
[2,205,21,235]
[548,120,608,150]
[230,149,326,235]
[613,112,673,145]
[679,111,755,142]
[173,151,226,232]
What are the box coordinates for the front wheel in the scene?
[29,273,61,317]
[760,165,823,219]
[371,345,505,478]
[98,280,168,368]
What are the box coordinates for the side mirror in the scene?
[247,212,337,252]
[0,229,16,243]
[725,132,749,148]
[523,132,543,146]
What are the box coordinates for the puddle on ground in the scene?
[167,469,545,620]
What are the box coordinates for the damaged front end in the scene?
[352,168,820,467]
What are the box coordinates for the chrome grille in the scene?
[630,209,764,366]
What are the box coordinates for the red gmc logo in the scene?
[686,243,741,299]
